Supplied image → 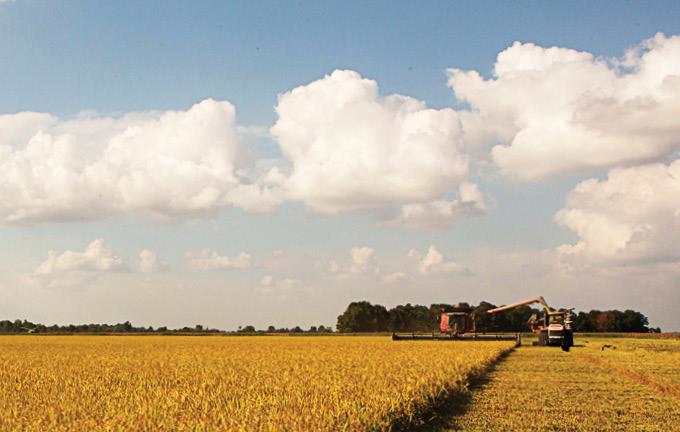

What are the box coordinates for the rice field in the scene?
[448,337,680,431]
[2,335,678,431]
[0,336,514,431]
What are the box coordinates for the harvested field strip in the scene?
[577,337,680,400]
[446,344,680,431]
[579,352,680,401]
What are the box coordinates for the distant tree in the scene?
[267,326,276,333]
[336,301,389,332]
[239,325,256,333]
[195,324,204,332]
[473,302,507,332]
[291,326,303,333]
[309,326,317,333]
[572,309,651,333]
[596,311,617,332]
[574,311,596,332]
[620,309,649,332]
[317,325,333,333]
[387,304,431,332]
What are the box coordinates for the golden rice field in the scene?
[448,337,680,431]
[0,336,514,431]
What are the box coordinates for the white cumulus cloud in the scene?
[448,33,680,180]
[382,272,409,284]
[184,249,252,271]
[255,276,302,297]
[271,69,476,214]
[35,239,126,275]
[392,182,485,229]
[0,99,281,224]
[350,246,378,275]
[323,247,380,278]
[555,160,680,264]
[138,249,168,273]
[412,245,467,275]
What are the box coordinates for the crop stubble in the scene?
[448,337,680,431]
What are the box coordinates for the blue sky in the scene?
[1,1,679,330]
[4,1,680,117]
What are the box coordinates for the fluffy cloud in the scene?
[138,249,168,273]
[382,272,409,284]
[391,182,485,229]
[323,247,380,278]
[349,246,378,275]
[0,99,281,224]
[271,69,475,214]
[410,245,468,275]
[184,249,252,271]
[555,160,680,264]
[35,239,126,275]
[255,275,303,297]
[448,33,680,180]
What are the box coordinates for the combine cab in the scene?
[392,296,574,351]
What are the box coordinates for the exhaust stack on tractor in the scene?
[392,296,574,351]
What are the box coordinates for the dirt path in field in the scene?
[426,343,680,431]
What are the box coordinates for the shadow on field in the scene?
[391,348,514,432]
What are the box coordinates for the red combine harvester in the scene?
[392,296,574,351]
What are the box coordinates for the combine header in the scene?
[392,296,574,351]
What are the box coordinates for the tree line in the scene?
[0,303,659,334]
[0,320,334,334]
[0,320,220,334]
[335,301,660,333]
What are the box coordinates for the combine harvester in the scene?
[392,296,574,351]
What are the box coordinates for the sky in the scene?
[1,1,679,331]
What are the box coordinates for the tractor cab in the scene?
[533,309,574,350]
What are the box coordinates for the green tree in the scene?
[336,301,389,332]
[387,304,431,332]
